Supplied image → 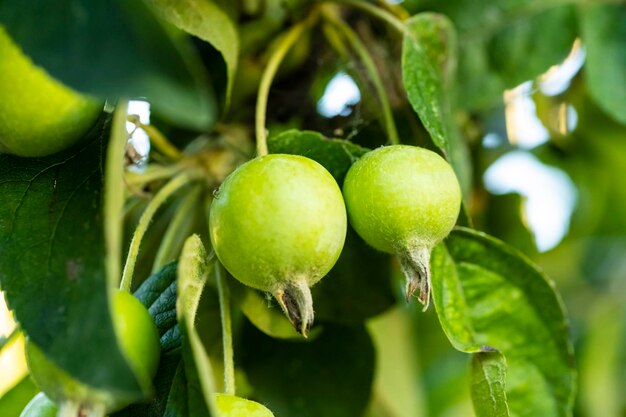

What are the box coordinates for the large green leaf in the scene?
[0,116,144,396]
[147,0,239,109]
[402,13,457,153]
[240,322,375,417]
[0,0,215,130]
[579,4,626,125]
[431,227,575,417]
[267,129,369,186]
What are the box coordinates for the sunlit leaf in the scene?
[432,227,576,417]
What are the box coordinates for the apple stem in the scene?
[400,246,432,310]
[274,279,314,337]
[216,262,236,395]
[255,10,319,157]
[120,171,201,292]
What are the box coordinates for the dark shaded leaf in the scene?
[580,4,626,125]
[240,322,375,417]
[0,0,216,130]
[268,129,368,186]
[313,226,395,324]
[134,262,180,354]
[431,227,576,417]
[0,116,144,396]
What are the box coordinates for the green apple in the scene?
[0,26,102,157]
[215,393,274,417]
[209,154,347,335]
[343,145,461,307]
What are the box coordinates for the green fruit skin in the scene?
[215,393,274,417]
[25,290,161,412]
[342,145,461,254]
[209,154,347,292]
[19,393,57,417]
[0,26,102,157]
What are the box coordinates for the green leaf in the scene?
[578,302,626,417]
[0,116,144,397]
[313,226,395,324]
[431,227,576,417]
[177,235,217,416]
[147,0,239,109]
[267,129,369,186]
[580,4,626,125]
[134,262,181,354]
[471,351,510,417]
[401,13,472,200]
[487,5,577,88]
[240,322,375,417]
[402,13,457,153]
[0,377,37,417]
[0,0,216,130]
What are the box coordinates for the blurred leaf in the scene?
[0,117,145,397]
[368,308,427,417]
[134,262,181,353]
[432,227,576,417]
[0,377,37,417]
[177,235,217,416]
[487,5,577,88]
[313,226,395,324]
[402,13,457,153]
[0,0,215,130]
[578,302,626,417]
[147,0,239,109]
[579,4,626,125]
[240,322,375,417]
[268,129,369,186]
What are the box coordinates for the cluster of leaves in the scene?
[1,0,626,417]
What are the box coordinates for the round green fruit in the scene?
[342,145,461,306]
[215,393,274,417]
[20,393,57,417]
[0,26,102,157]
[209,154,347,335]
[26,290,160,413]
